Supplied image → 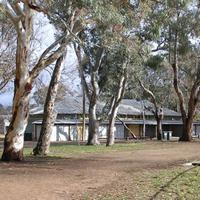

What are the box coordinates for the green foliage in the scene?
[132,0,200,111]
[99,44,128,91]
[145,55,164,70]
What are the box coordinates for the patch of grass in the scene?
[48,143,144,157]
[87,167,200,200]
[151,167,200,200]
[23,148,33,156]
[0,143,144,158]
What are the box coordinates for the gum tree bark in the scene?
[33,54,65,155]
[139,80,163,140]
[171,30,200,141]
[0,1,68,161]
[32,5,83,155]
[172,62,200,141]
[86,58,104,145]
[75,46,104,145]
[88,95,100,145]
[106,68,127,146]
[1,2,33,161]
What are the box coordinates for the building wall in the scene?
[0,118,4,134]
[192,124,200,136]
[54,126,69,141]
[26,115,42,140]
[33,123,125,142]
[162,125,183,137]
[126,124,141,138]
[115,125,125,139]
[145,125,156,138]
[0,117,10,135]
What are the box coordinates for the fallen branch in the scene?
[116,116,137,139]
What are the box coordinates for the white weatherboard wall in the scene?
[70,126,78,140]
[99,125,107,138]
[35,125,69,142]
[54,126,69,141]
[34,124,124,142]
[98,125,124,139]
[115,125,124,139]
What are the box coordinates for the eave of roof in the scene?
[32,119,191,126]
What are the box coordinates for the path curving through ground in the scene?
[0,141,200,200]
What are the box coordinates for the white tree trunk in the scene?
[2,93,30,161]
[106,68,127,146]
[2,3,32,161]
[106,107,118,146]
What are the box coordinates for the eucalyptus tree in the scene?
[101,44,129,146]
[132,54,174,140]
[33,0,85,155]
[0,1,70,161]
[74,0,156,145]
[75,28,106,145]
[73,0,132,145]
[105,0,160,145]
[138,79,164,140]
[141,0,200,141]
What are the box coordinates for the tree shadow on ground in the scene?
[149,166,197,200]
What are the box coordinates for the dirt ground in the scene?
[0,141,200,200]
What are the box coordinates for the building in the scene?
[0,115,10,135]
[26,97,200,142]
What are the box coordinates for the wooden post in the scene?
[82,90,86,141]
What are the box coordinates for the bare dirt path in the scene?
[0,141,200,200]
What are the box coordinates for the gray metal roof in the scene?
[121,99,181,117]
[30,96,181,117]
[30,96,87,115]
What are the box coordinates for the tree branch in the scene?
[29,35,69,82]
[94,48,105,72]
[171,29,187,121]
[74,44,90,98]
[0,2,20,31]
[137,78,161,118]
[8,0,25,18]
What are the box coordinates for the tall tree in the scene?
[0,1,69,161]
[169,1,200,141]
[74,0,129,145]
[141,0,200,141]
[138,79,163,140]
[75,36,105,145]
[33,54,65,155]
[106,66,127,146]
[32,0,88,154]
[104,0,153,145]
[99,44,130,146]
